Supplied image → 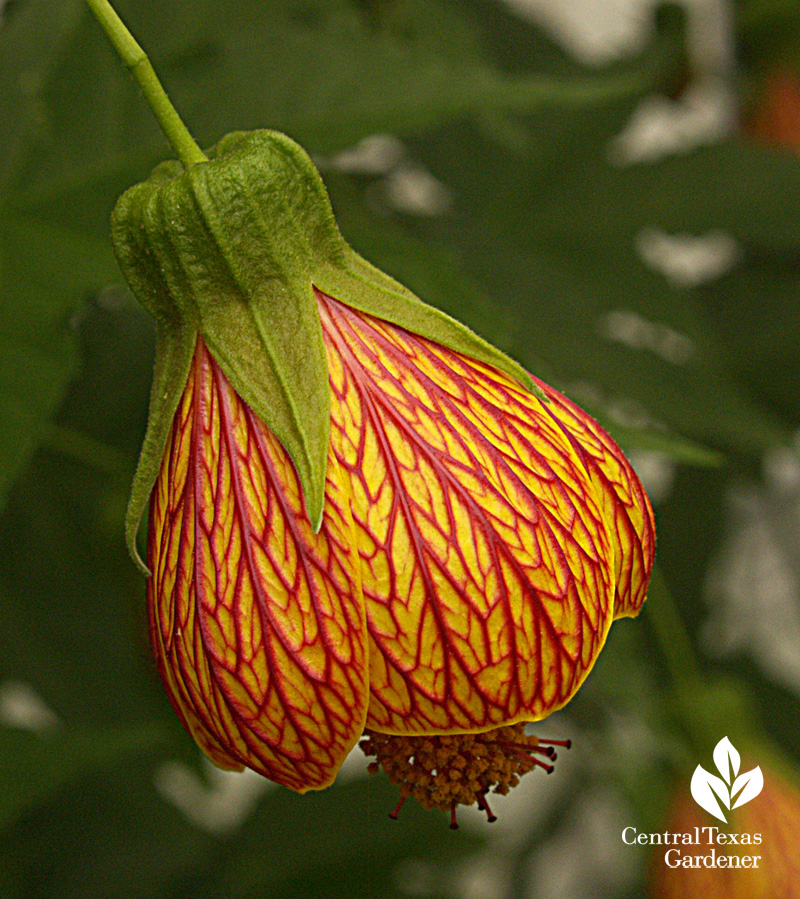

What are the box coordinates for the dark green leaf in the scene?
[0,216,118,510]
[0,722,166,829]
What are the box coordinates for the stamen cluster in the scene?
[361,723,568,826]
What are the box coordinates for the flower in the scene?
[650,759,800,897]
[744,66,800,152]
[147,287,654,799]
[113,129,655,815]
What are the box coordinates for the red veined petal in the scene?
[148,338,368,791]
[533,379,656,619]
[317,292,618,735]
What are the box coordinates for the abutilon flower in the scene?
[744,66,800,152]
[113,129,655,822]
[650,760,800,898]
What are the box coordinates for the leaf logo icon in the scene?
[691,766,730,821]
[690,737,763,822]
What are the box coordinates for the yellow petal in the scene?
[533,380,656,619]
[318,291,619,735]
[148,339,368,792]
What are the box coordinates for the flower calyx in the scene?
[112,130,542,569]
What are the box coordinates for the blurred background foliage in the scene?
[1,0,800,897]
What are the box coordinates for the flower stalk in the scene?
[645,565,768,778]
[83,0,206,168]
[644,567,704,697]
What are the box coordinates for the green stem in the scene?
[645,568,762,760]
[645,565,705,697]
[84,0,206,168]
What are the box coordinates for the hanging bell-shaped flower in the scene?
[113,129,655,814]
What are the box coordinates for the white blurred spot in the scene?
[562,380,652,429]
[154,758,272,835]
[525,787,638,899]
[321,133,451,217]
[627,451,676,505]
[0,681,60,732]
[336,742,371,782]
[601,307,696,363]
[454,855,510,899]
[96,284,133,311]
[683,0,737,74]
[327,134,404,176]
[605,395,656,431]
[704,438,800,695]
[500,0,654,66]
[383,164,452,217]
[636,228,739,289]
[609,80,737,164]
[763,440,800,494]
[502,1,737,162]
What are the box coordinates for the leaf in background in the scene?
[609,141,800,249]
[145,0,676,155]
[0,0,83,195]
[168,774,483,899]
[0,722,166,830]
[324,171,543,368]
[592,421,725,468]
[0,304,165,725]
[0,762,214,899]
[696,239,800,424]
[0,0,121,513]
[7,0,678,209]
[1,757,482,899]
[403,109,797,457]
[325,170,726,469]
[0,217,118,511]
[738,0,800,75]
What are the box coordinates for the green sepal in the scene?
[314,248,544,400]
[125,326,197,573]
[112,131,334,537]
[113,129,543,566]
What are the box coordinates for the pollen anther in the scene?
[361,722,564,823]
